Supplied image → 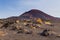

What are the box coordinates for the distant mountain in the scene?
[3,9,60,22]
[19,9,56,20]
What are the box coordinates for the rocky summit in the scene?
[0,9,60,40]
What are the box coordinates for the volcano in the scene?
[6,9,60,22]
[19,9,58,21]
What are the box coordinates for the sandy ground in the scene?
[0,26,60,40]
[0,22,60,40]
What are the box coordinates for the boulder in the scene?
[40,29,50,36]
[0,30,8,37]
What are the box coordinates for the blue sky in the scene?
[0,0,60,18]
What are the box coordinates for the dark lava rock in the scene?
[39,29,50,36]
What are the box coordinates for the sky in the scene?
[0,0,60,18]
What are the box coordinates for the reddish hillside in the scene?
[19,9,56,20]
